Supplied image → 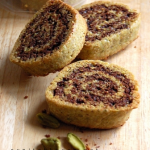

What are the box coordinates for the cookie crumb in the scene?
[134,46,136,48]
[24,96,28,99]
[85,139,88,142]
[109,143,112,145]
[45,134,50,138]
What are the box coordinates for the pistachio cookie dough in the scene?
[9,0,87,76]
[46,60,140,129]
[77,1,140,60]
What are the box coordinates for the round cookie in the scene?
[46,60,140,129]
[9,0,87,76]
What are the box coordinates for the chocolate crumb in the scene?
[45,134,50,138]
[24,96,28,99]
[109,143,112,145]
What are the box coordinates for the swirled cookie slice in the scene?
[77,1,140,60]
[9,0,87,76]
[46,60,140,129]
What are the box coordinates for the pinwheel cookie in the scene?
[46,60,140,129]
[77,1,140,60]
[9,0,87,76]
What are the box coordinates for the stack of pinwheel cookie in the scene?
[9,0,140,129]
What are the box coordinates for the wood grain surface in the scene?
[0,0,150,150]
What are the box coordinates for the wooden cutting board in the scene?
[0,0,150,149]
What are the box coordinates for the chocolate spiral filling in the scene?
[79,4,138,41]
[54,64,135,107]
[16,2,73,61]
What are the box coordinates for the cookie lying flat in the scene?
[9,0,87,76]
[46,60,140,129]
[77,1,140,60]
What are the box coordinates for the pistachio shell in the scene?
[67,133,86,150]
[36,113,60,128]
[41,138,61,150]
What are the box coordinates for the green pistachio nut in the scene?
[41,138,61,150]
[36,113,60,128]
[67,133,86,150]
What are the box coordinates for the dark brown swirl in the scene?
[16,2,73,61]
[79,4,138,41]
[54,64,135,107]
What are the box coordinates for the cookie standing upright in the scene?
[46,60,140,129]
[9,0,87,76]
[77,1,140,60]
